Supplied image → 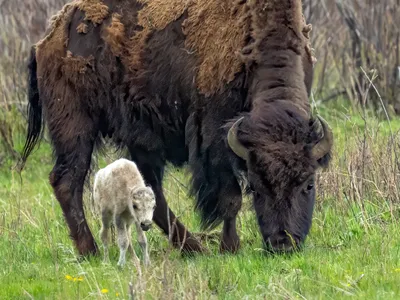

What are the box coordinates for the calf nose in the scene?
[140,221,152,231]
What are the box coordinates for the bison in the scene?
[20,0,333,257]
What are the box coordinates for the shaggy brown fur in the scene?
[77,23,89,34]
[136,0,188,29]
[182,0,249,95]
[135,0,316,95]
[102,13,125,57]
[76,0,109,26]
[62,51,95,75]
[35,0,316,96]
[240,0,308,65]
[135,0,249,94]
[127,0,188,72]
[35,2,75,50]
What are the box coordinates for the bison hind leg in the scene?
[48,111,101,257]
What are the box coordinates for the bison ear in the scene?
[310,116,333,167]
[227,117,249,161]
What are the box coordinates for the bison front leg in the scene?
[219,179,242,254]
[129,148,204,254]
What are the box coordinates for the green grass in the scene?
[1,112,400,299]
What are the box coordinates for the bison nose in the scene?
[266,232,299,253]
[140,221,152,231]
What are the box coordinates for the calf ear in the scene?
[145,185,155,194]
[130,186,144,198]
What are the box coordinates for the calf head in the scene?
[131,186,156,231]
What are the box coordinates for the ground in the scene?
[1,109,400,299]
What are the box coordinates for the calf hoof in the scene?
[117,260,126,268]
[101,258,111,266]
[144,259,151,267]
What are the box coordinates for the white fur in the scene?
[93,158,156,267]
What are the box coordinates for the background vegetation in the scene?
[1,0,400,299]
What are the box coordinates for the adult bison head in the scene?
[227,108,333,253]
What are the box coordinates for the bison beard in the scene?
[20,0,332,257]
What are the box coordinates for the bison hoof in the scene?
[178,236,207,256]
[220,237,240,254]
[192,232,220,244]
[76,237,99,257]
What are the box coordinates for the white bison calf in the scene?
[93,158,156,267]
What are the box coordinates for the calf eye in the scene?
[307,184,314,191]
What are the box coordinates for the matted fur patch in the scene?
[36,0,316,96]
[136,0,315,96]
[77,23,89,34]
[136,0,189,29]
[76,0,109,26]
[35,2,76,60]
[182,0,250,95]
[136,0,249,95]
[103,13,126,57]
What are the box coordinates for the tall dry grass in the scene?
[317,121,400,217]
[304,0,400,114]
[0,0,68,160]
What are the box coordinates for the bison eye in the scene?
[306,184,314,191]
[248,183,256,193]
[133,204,138,210]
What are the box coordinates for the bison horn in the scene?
[227,117,249,160]
[312,116,333,160]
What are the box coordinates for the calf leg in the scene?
[135,222,150,266]
[100,211,112,263]
[116,216,131,267]
[126,222,140,266]
[129,148,204,254]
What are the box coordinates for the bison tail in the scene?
[19,46,44,171]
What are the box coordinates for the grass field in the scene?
[1,110,400,299]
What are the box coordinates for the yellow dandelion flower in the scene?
[101,289,109,294]
[65,275,73,281]
[394,268,400,272]
[116,292,120,297]
[77,276,84,282]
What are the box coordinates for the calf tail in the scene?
[19,46,44,170]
